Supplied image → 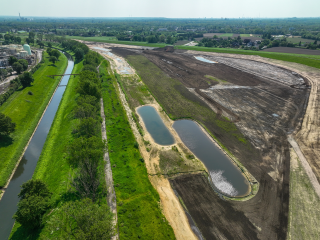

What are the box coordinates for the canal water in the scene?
[137,106,175,145]
[137,106,249,197]
[0,53,74,239]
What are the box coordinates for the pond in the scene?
[173,120,249,197]
[194,56,217,63]
[137,106,175,146]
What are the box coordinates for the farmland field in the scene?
[219,33,233,37]
[262,47,320,55]
[287,37,314,44]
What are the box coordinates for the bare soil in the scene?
[110,47,310,240]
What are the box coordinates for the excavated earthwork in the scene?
[110,46,310,240]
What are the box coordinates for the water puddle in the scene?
[194,56,217,63]
[172,120,249,197]
[137,106,175,146]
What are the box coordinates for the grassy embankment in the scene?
[0,52,67,188]
[287,149,320,240]
[66,35,171,48]
[9,57,84,239]
[100,61,176,239]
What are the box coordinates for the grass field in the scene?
[101,61,176,239]
[219,33,233,37]
[286,37,314,44]
[0,52,67,188]
[9,56,83,239]
[287,149,320,240]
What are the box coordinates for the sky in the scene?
[1,0,320,18]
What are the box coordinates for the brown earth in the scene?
[262,47,320,55]
[110,46,312,240]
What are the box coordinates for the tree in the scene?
[0,113,16,136]
[19,72,34,87]
[18,59,28,71]
[159,34,166,42]
[75,117,100,138]
[13,179,52,230]
[75,48,84,60]
[47,42,52,48]
[7,68,13,76]
[51,49,61,59]
[15,37,21,44]
[49,56,57,65]
[39,42,44,48]
[12,62,23,74]
[48,199,114,239]
[8,56,18,65]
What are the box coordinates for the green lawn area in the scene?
[240,34,250,37]
[101,61,176,240]
[0,52,67,188]
[220,33,234,37]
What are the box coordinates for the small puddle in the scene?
[194,56,217,63]
[137,106,175,145]
[173,120,249,197]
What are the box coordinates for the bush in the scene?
[77,80,101,99]
[18,59,28,71]
[0,113,16,136]
[74,117,100,138]
[28,91,33,95]
[12,62,23,74]
[48,199,114,239]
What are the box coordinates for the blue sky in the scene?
[1,0,320,18]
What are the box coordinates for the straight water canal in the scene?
[0,53,74,239]
[137,106,249,197]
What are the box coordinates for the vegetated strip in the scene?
[101,61,176,239]
[0,52,68,188]
[10,48,111,238]
[67,35,168,48]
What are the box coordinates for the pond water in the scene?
[194,56,217,63]
[137,106,175,146]
[0,53,74,240]
[172,120,249,197]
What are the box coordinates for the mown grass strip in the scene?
[101,61,175,240]
[0,52,68,188]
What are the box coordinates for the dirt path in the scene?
[100,98,118,240]
[288,135,320,198]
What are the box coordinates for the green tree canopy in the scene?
[8,56,17,65]
[0,113,16,136]
[12,62,23,74]
[19,72,34,88]
[49,56,57,65]
[13,179,52,230]
[18,59,28,71]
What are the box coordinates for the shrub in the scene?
[19,72,34,88]
[74,117,100,138]
[48,199,114,239]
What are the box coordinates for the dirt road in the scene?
[100,98,118,240]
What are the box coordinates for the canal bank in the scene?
[0,52,74,240]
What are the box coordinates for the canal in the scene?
[0,52,74,239]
